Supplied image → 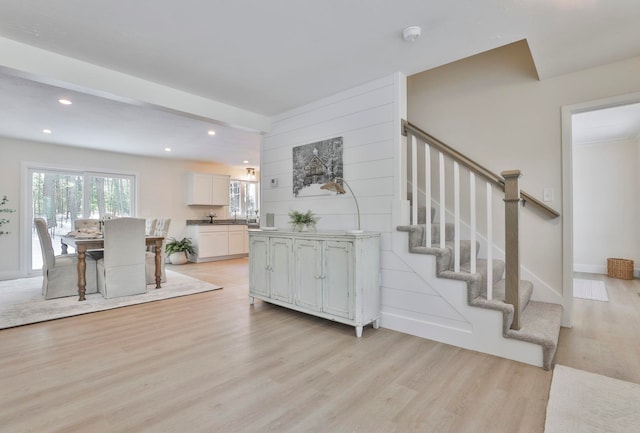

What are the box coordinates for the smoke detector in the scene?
[402,26,422,43]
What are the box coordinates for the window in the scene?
[28,167,136,271]
[229,180,259,220]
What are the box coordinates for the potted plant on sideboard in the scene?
[165,237,195,265]
[288,209,318,232]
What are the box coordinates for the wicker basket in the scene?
[607,258,634,280]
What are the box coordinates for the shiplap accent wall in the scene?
[261,74,401,236]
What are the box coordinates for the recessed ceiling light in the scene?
[164,147,172,152]
[207,130,216,136]
[58,99,72,105]
[243,160,249,164]
[42,129,52,134]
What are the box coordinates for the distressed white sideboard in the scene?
[248,230,381,337]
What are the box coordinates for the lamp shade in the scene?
[320,177,362,233]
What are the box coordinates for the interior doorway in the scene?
[561,92,640,326]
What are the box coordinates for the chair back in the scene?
[101,217,146,294]
[152,218,171,238]
[103,218,146,267]
[74,218,100,232]
[34,218,55,268]
[145,218,158,236]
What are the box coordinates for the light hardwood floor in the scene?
[0,261,637,433]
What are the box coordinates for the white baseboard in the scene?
[573,264,607,275]
[0,270,24,281]
[574,263,640,278]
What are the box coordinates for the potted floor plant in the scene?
[165,237,195,265]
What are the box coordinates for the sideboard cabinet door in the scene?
[249,236,270,298]
[270,237,293,303]
[293,239,323,312]
[322,240,354,319]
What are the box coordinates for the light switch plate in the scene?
[270,178,278,187]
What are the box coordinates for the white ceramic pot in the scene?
[169,251,188,265]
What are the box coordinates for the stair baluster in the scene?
[470,172,477,274]
[438,152,446,249]
[411,135,418,226]
[454,161,461,272]
[424,140,432,247]
[486,182,493,300]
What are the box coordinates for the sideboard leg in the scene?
[355,326,363,338]
[249,296,254,305]
[373,318,380,329]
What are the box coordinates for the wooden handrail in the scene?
[402,120,560,218]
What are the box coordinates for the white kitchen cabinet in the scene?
[187,224,249,262]
[186,172,230,206]
[228,225,249,255]
[249,230,380,337]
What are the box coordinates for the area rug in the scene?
[0,270,222,329]
[545,365,640,433]
[573,278,609,301]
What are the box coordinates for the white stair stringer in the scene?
[383,229,545,368]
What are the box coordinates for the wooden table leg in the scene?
[77,246,87,301]
[154,239,162,289]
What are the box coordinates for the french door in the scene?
[28,167,136,273]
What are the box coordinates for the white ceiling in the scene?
[0,71,262,166]
[1,0,640,165]
[573,102,640,146]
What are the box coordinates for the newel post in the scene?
[502,170,521,330]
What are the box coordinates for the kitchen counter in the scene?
[186,219,259,229]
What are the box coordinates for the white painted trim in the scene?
[561,90,640,328]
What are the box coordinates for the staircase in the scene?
[394,120,564,370]
[397,208,563,370]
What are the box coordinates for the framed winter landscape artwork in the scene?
[292,137,343,197]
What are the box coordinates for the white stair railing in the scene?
[402,120,560,327]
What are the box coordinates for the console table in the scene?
[249,230,381,337]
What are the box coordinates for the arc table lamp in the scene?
[320,177,363,233]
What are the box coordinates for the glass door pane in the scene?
[87,174,134,218]
[31,171,84,270]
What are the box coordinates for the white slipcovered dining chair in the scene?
[97,217,147,298]
[34,217,98,299]
[74,218,100,232]
[145,218,157,236]
[145,218,171,284]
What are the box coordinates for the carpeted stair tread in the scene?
[397,222,563,370]
[460,259,505,300]
[397,224,455,249]
[492,279,533,312]
[505,301,563,370]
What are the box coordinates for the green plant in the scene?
[0,195,16,236]
[288,209,318,227]
[165,237,195,255]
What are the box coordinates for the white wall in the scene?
[0,136,250,279]
[573,139,640,274]
[408,40,640,295]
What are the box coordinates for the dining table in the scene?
[61,235,164,301]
